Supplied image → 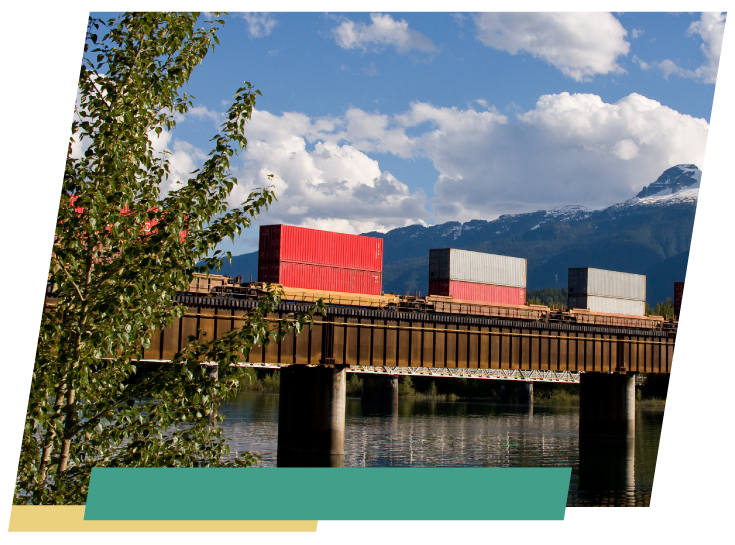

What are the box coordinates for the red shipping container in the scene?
[259,261,382,295]
[429,280,526,305]
[259,225,383,272]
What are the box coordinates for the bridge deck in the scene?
[141,295,675,374]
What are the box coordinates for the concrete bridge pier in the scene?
[277,364,348,467]
[579,372,635,438]
[361,375,399,414]
[500,381,533,405]
[277,319,349,467]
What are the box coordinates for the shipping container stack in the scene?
[567,268,647,316]
[673,281,685,321]
[428,248,527,305]
[257,225,383,295]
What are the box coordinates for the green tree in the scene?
[398,376,416,397]
[346,373,363,396]
[16,12,320,505]
[646,297,675,320]
[428,381,438,396]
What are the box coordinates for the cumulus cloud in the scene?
[166,92,708,250]
[242,13,277,38]
[655,12,725,84]
[473,13,630,81]
[221,109,431,236]
[427,92,708,220]
[332,13,437,54]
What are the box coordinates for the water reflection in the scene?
[576,437,636,506]
[219,392,663,507]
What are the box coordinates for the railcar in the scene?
[185,273,668,330]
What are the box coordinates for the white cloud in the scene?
[657,58,691,80]
[426,92,708,220]
[472,13,630,82]
[613,139,640,160]
[451,14,465,28]
[631,28,644,39]
[632,55,650,70]
[162,140,209,196]
[332,13,437,54]
[166,92,708,250]
[688,12,725,81]
[242,13,277,38]
[186,105,224,128]
[222,109,430,237]
[655,12,725,84]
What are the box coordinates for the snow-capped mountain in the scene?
[528,205,593,231]
[634,164,701,199]
[611,164,701,211]
[628,165,702,203]
[217,164,699,304]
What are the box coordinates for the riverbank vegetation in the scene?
[240,369,281,392]
[340,373,668,408]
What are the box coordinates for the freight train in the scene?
[48,204,673,329]
[184,273,670,331]
[180,224,674,331]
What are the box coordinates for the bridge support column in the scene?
[579,372,635,438]
[277,364,347,467]
[500,381,533,404]
[361,375,399,409]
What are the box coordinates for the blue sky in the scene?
[88,12,724,254]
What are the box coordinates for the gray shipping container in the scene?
[568,295,646,316]
[429,249,526,288]
[568,268,646,301]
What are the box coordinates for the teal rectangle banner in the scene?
[85,467,570,520]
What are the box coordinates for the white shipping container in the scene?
[568,268,646,301]
[568,295,646,316]
[429,249,526,288]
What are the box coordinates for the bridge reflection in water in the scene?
[140,295,674,472]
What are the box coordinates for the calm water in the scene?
[219,392,664,507]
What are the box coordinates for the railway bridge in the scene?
[137,292,676,467]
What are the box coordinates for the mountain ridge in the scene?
[212,165,700,305]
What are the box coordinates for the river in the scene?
[219,391,664,507]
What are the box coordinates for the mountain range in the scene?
[213,164,699,305]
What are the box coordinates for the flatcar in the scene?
[184,273,668,330]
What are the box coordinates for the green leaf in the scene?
[19,12,317,507]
